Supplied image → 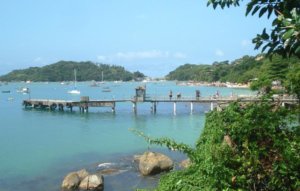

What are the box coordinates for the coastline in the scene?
[0,148,187,191]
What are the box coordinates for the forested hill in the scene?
[0,61,145,82]
[166,54,300,83]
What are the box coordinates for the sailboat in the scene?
[68,69,80,94]
[98,71,105,84]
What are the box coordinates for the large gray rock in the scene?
[138,151,173,176]
[76,169,89,180]
[79,174,104,191]
[61,169,89,189]
[61,172,80,189]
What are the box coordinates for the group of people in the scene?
[168,90,202,100]
[168,90,224,99]
[169,90,181,99]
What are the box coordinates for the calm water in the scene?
[0,81,254,191]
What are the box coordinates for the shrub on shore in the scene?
[138,101,300,190]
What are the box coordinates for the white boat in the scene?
[98,71,105,84]
[17,87,30,94]
[68,69,80,94]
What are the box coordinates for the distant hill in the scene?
[166,54,300,83]
[0,61,145,82]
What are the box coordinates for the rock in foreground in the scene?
[138,151,173,176]
[61,172,81,189]
[61,169,89,190]
[79,174,104,191]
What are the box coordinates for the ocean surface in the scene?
[0,81,254,191]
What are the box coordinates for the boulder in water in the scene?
[61,169,89,189]
[79,174,104,191]
[138,151,173,176]
[61,172,80,189]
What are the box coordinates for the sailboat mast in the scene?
[74,69,77,88]
[101,71,103,82]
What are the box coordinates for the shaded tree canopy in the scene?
[207,0,300,58]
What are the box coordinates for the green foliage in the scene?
[0,61,145,82]
[138,102,300,190]
[207,0,300,58]
[285,62,300,99]
[167,55,264,83]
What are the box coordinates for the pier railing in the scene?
[23,95,299,113]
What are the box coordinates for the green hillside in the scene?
[166,54,300,84]
[0,61,145,82]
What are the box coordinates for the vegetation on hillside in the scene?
[139,101,299,190]
[166,55,264,83]
[166,54,300,85]
[0,61,145,82]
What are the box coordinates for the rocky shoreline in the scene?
[61,151,189,191]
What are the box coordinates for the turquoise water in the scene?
[0,81,254,190]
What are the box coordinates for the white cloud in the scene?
[215,49,224,57]
[173,52,187,59]
[97,50,187,62]
[97,55,107,61]
[241,39,251,47]
[115,50,169,60]
[34,57,43,62]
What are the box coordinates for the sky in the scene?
[0,0,273,77]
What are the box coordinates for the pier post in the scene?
[70,106,73,112]
[210,102,214,111]
[190,102,194,114]
[282,102,285,107]
[173,102,177,115]
[151,102,157,114]
[112,102,115,113]
[133,102,137,113]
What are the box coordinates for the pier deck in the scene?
[23,95,299,113]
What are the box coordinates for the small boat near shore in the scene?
[17,87,30,94]
[102,86,111,92]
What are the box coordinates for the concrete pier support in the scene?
[133,102,137,113]
[210,102,214,111]
[190,102,194,114]
[173,102,177,115]
[151,102,157,114]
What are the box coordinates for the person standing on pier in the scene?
[169,90,173,100]
[196,90,200,100]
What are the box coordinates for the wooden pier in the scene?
[23,95,299,114]
[22,85,299,114]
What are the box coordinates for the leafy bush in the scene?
[138,101,300,190]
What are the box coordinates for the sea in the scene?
[0,81,254,191]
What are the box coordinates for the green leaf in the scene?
[259,7,268,18]
[251,5,260,16]
[295,46,300,55]
[267,6,273,18]
[283,29,295,40]
[246,3,254,16]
